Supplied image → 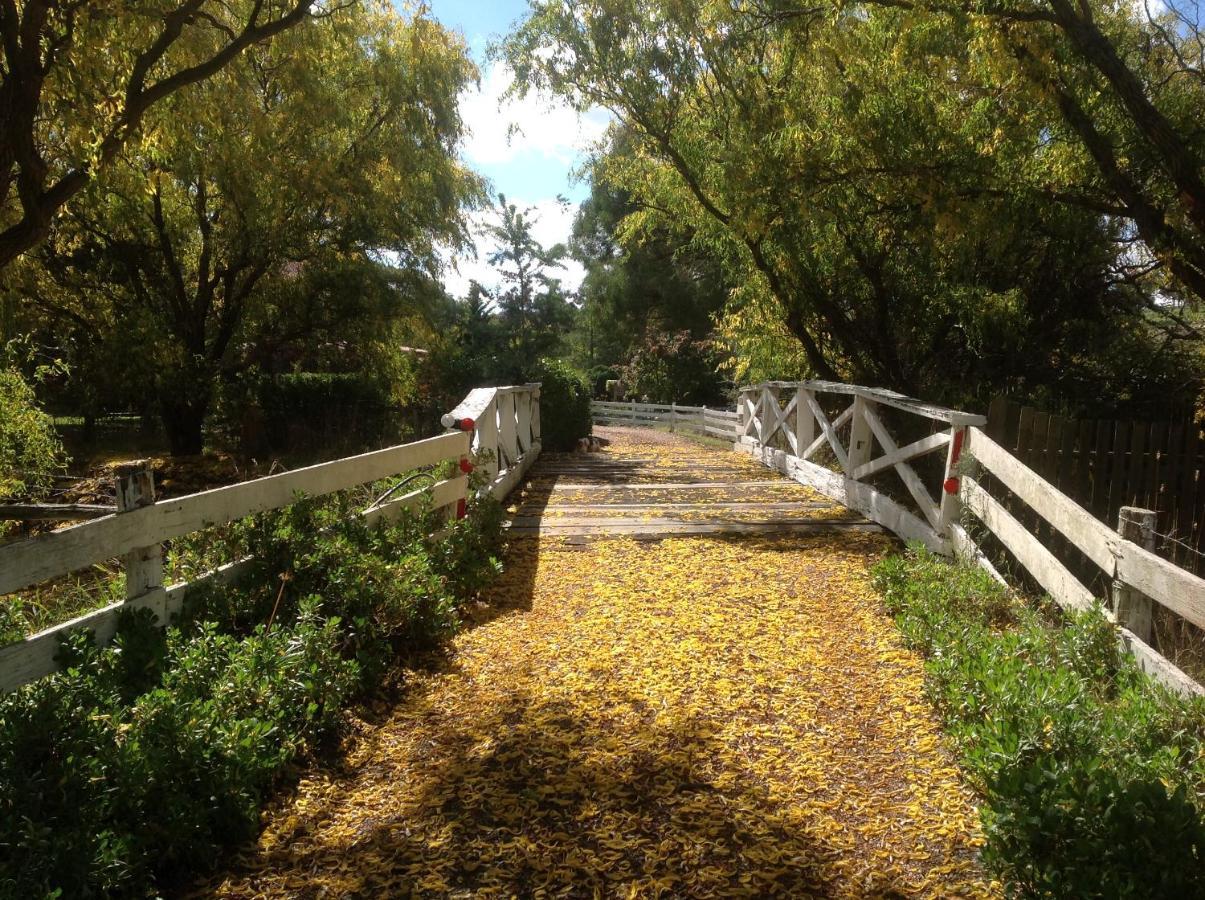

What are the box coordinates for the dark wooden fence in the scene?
[985,398,1204,577]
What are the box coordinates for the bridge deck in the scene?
[505,426,879,538]
[203,429,995,898]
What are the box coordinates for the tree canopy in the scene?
[5,0,482,452]
[504,0,1205,414]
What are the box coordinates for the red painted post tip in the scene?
[943,476,960,495]
[460,417,475,431]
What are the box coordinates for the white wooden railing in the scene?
[733,380,1205,696]
[0,384,540,692]
[442,384,541,499]
[592,400,739,439]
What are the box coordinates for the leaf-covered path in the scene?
[201,430,997,898]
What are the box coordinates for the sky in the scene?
[423,0,611,300]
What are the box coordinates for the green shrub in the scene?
[0,485,507,896]
[873,547,1205,899]
[0,367,65,502]
[620,330,726,405]
[532,358,591,451]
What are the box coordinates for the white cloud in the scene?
[442,196,586,300]
[460,62,610,167]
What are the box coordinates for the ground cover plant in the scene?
[873,546,1205,899]
[0,485,505,897]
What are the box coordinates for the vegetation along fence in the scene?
[591,400,739,440]
[985,397,1205,577]
[0,384,541,693]
[603,382,1205,698]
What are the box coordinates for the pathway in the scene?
[200,429,996,898]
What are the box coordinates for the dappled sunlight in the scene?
[204,528,996,898]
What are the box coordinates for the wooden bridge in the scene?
[3,380,1205,895]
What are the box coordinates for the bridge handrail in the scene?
[443,383,542,500]
[591,400,739,440]
[0,384,540,692]
[728,381,1203,697]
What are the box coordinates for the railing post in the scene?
[939,425,968,536]
[1115,507,1156,643]
[794,385,814,458]
[531,386,542,445]
[670,402,677,433]
[115,461,165,615]
[846,396,873,475]
[738,391,749,438]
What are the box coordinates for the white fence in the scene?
[592,400,739,440]
[0,384,540,692]
[732,380,1204,696]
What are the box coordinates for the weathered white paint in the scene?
[0,431,470,596]
[966,427,1117,573]
[961,476,1097,613]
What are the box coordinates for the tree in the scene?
[569,159,728,371]
[481,193,576,379]
[9,2,481,453]
[0,0,327,271]
[504,1,1202,413]
[849,0,1205,303]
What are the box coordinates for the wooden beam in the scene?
[961,476,1097,613]
[966,427,1117,574]
[0,431,470,595]
[852,431,950,481]
[860,404,941,530]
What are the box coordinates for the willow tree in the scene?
[12,1,481,453]
[0,0,328,271]
[505,1,1201,411]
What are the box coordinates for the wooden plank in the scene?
[1181,424,1203,575]
[1118,626,1205,698]
[960,476,1097,613]
[853,431,950,481]
[966,428,1117,574]
[860,404,941,529]
[1114,539,1205,630]
[1126,422,1147,510]
[362,476,467,527]
[0,431,470,595]
[800,395,851,468]
[443,387,498,428]
[986,396,1011,440]
[507,520,881,537]
[1079,419,1098,518]
[1107,420,1131,521]
[0,503,116,521]
[1164,424,1185,567]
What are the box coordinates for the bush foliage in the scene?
[0,488,505,896]
[0,367,64,502]
[873,546,1205,899]
[533,358,591,451]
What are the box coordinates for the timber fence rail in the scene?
[591,400,740,440]
[717,381,1204,698]
[985,397,1205,577]
[0,384,541,693]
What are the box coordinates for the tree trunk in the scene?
[160,389,211,456]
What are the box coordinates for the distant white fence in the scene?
[733,380,1205,697]
[0,384,540,692]
[592,400,739,440]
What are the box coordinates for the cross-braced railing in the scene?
[737,381,983,552]
[442,384,542,499]
[736,379,1205,697]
